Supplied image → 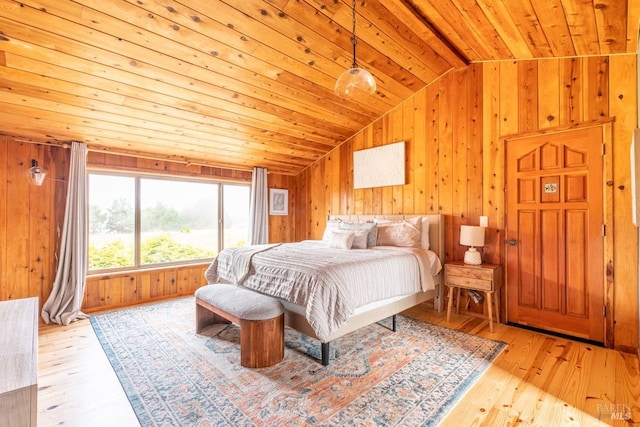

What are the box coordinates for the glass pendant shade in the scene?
[334,67,376,98]
[26,159,47,186]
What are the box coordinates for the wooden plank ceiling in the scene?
[0,0,636,175]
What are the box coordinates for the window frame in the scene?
[87,169,250,274]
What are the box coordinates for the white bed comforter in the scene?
[204,241,441,342]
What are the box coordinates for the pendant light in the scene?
[334,0,376,98]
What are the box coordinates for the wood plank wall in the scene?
[267,173,297,243]
[0,138,67,306]
[83,264,209,312]
[294,65,486,261]
[606,54,639,353]
[292,57,639,351]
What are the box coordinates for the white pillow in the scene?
[376,217,422,247]
[322,219,342,242]
[328,230,355,249]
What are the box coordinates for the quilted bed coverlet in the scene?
[205,241,441,342]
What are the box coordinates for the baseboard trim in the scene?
[506,322,604,348]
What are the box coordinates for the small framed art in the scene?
[269,188,288,215]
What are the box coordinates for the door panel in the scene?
[517,210,537,308]
[566,210,587,317]
[506,127,604,342]
[540,209,561,312]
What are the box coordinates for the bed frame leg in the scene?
[321,342,329,366]
[319,315,397,366]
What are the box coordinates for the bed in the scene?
[204,214,444,365]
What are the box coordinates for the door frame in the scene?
[502,119,614,348]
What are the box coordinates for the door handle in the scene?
[508,239,517,246]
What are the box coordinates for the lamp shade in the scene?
[459,225,485,248]
[460,225,485,265]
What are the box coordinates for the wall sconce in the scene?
[459,225,485,265]
[26,159,47,186]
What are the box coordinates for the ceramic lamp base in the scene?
[463,248,482,265]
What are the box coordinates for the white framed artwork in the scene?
[353,141,406,189]
[269,188,288,215]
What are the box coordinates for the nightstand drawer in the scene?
[446,274,493,291]
[445,265,495,281]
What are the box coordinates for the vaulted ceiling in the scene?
[0,0,637,175]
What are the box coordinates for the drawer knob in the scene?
[508,239,518,246]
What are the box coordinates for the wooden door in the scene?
[506,127,604,343]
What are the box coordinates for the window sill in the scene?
[86,261,212,279]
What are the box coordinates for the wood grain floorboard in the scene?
[37,301,639,426]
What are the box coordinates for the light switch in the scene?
[479,216,488,227]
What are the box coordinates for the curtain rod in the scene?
[13,138,71,149]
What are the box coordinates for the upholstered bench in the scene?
[195,284,285,368]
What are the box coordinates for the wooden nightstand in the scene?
[444,261,503,332]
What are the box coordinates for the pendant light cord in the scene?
[350,0,358,69]
[334,0,376,97]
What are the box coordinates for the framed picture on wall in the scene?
[269,188,288,215]
[353,141,406,189]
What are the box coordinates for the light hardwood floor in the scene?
[38,301,640,426]
[404,304,640,427]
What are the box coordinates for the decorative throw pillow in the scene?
[350,229,369,249]
[328,230,355,249]
[376,216,422,247]
[338,222,378,247]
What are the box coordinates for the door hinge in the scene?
[603,305,606,318]
[602,144,606,156]
[602,224,606,236]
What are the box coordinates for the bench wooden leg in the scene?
[240,314,284,368]
[196,296,284,368]
[196,298,231,333]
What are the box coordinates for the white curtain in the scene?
[248,166,269,244]
[42,142,89,325]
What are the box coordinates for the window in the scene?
[223,184,250,248]
[89,174,136,270]
[88,172,250,272]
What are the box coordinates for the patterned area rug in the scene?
[90,297,506,426]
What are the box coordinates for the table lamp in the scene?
[460,225,485,265]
